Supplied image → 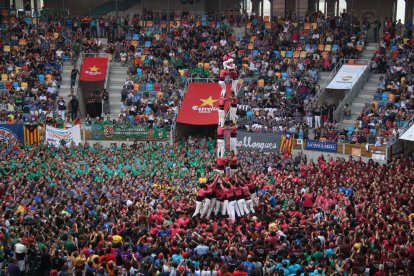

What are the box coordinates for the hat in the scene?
[158,253,164,258]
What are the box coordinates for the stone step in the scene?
[341,119,356,126]
[351,102,367,108]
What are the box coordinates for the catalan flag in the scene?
[280,132,293,154]
[24,124,40,145]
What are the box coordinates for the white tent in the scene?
[399,124,414,142]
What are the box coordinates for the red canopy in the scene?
[176,83,231,125]
[79,57,108,82]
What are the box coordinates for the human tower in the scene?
[192,51,257,221]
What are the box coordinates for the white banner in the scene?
[326,65,368,89]
[45,125,81,147]
[399,123,414,142]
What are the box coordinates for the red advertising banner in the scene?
[79,57,108,82]
[176,83,231,125]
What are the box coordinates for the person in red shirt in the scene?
[229,124,238,154]
[232,181,244,218]
[228,91,238,124]
[192,183,208,217]
[240,183,251,215]
[217,126,226,158]
[202,174,220,219]
[222,180,236,222]
[229,153,238,174]
[214,178,227,217]
[218,96,228,127]
[216,156,226,175]
[233,264,248,276]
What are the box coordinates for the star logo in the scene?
[89,65,100,72]
[200,96,218,107]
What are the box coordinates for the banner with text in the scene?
[326,64,368,90]
[45,125,81,147]
[305,140,338,152]
[79,57,108,82]
[103,124,149,139]
[235,131,281,152]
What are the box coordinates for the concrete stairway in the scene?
[339,73,384,128]
[359,43,377,61]
[318,71,332,90]
[107,61,128,117]
[59,63,75,113]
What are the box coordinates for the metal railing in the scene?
[307,59,345,107]
[333,60,372,123]
[74,54,84,99]
[386,116,414,147]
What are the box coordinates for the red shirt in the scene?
[217,127,225,138]
[233,186,243,197]
[225,188,235,199]
[230,127,237,137]
[303,193,314,208]
[217,157,226,167]
[216,186,227,200]
[233,270,247,276]
[219,97,226,108]
[231,97,238,106]
[229,157,238,166]
[198,188,208,197]
[241,186,250,197]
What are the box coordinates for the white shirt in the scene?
[56,49,64,58]
[15,243,27,254]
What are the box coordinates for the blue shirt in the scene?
[194,245,209,256]
[242,261,255,275]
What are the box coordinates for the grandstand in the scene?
[0,1,413,275]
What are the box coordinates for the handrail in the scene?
[307,58,344,107]
[74,53,84,99]
[333,60,372,123]
[104,57,110,90]
[386,116,414,147]
[171,79,190,142]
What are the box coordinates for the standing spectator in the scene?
[314,104,322,128]
[57,98,66,119]
[71,67,79,88]
[373,19,381,42]
[69,96,79,120]
[7,258,21,276]
[14,239,27,272]
[343,104,351,119]
[39,246,52,276]
[101,89,110,115]
[306,106,314,128]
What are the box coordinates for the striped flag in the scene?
[280,132,293,154]
[24,124,40,145]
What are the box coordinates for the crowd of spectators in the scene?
[349,28,414,146]
[234,10,365,141]
[0,138,413,275]
[0,8,101,127]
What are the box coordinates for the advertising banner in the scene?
[79,57,108,82]
[305,140,338,152]
[235,131,281,152]
[176,82,232,125]
[45,125,81,147]
[102,124,148,139]
[0,124,24,145]
[326,64,368,89]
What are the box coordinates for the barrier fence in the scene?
[293,138,387,159]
